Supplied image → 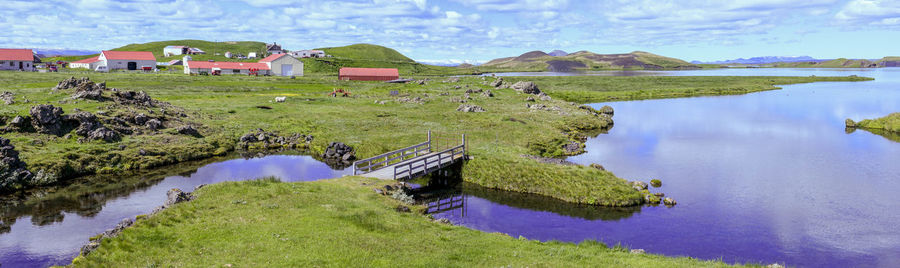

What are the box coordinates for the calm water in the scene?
[0,154,350,267]
[433,68,900,267]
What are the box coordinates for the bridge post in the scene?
[427,130,432,153]
[462,133,466,153]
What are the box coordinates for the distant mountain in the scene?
[693,56,823,65]
[548,50,568,57]
[33,49,96,58]
[483,50,697,71]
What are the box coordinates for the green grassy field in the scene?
[0,72,869,206]
[72,177,741,267]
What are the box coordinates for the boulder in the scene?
[631,181,648,191]
[1,92,14,105]
[133,113,149,125]
[525,96,535,102]
[113,90,156,106]
[589,163,605,171]
[650,179,662,187]
[176,125,201,137]
[164,188,194,206]
[489,77,503,87]
[323,142,355,161]
[54,76,92,90]
[663,197,677,206]
[29,105,65,135]
[510,81,541,94]
[87,127,120,142]
[145,119,162,131]
[456,104,485,112]
[481,90,494,97]
[630,249,645,254]
[599,105,614,115]
[6,116,31,132]
[0,137,34,191]
[845,119,856,128]
[68,112,101,137]
[537,92,551,101]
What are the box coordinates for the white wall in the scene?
[101,58,156,70]
[265,55,304,76]
[164,47,183,56]
[0,60,34,71]
[184,67,269,75]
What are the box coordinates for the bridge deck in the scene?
[360,151,463,180]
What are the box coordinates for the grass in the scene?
[0,72,870,206]
[72,177,739,267]
[317,43,414,63]
[848,113,900,142]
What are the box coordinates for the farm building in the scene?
[259,54,304,76]
[0,48,37,71]
[266,43,284,54]
[183,61,269,75]
[184,54,303,76]
[290,50,325,58]
[70,56,103,69]
[164,46,205,56]
[99,51,156,70]
[338,67,399,81]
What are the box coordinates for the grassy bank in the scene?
[73,177,737,267]
[501,75,874,103]
[0,72,869,206]
[847,113,900,142]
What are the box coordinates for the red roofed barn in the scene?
[0,49,37,71]
[99,51,156,70]
[183,54,303,76]
[338,67,399,81]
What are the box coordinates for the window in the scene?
[233,69,240,73]
[9,62,13,66]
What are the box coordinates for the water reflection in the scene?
[0,153,349,267]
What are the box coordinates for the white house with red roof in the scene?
[99,51,156,70]
[184,54,302,76]
[70,56,103,70]
[258,53,303,76]
[0,49,37,71]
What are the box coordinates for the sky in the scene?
[2,0,899,64]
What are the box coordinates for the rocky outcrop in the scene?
[239,128,312,149]
[1,92,15,105]
[845,119,856,128]
[176,125,201,137]
[510,81,542,95]
[145,119,163,131]
[599,105,614,115]
[113,90,157,106]
[631,181,649,191]
[456,104,485,112]
[68,112,120,142]
[650,179,662,187]
[323,142,355,162]
[54,77,92,90]
[29,105,65,135]
[0,137,34,191]
[489,77,503,87]
[5,116,31,132]
[663,197,677,206]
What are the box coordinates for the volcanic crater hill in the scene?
[482,50,698,71]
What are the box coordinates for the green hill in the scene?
[316,43,414,63]
[480,50,697,71]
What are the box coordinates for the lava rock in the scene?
[145,119,162,131]
[164,188,194,207]
[29,105,65,135]
[663,197,677,206]
[845,119,856,128]
[650,179,662,187]
[631,181,649,191]
[0,92,14,105]
[599,105,614,116]
[489,77,503,87]
[0,137,34,191]
[133,113,149,125]
[6,116,31,132]
[456,104,485,112]
[510,81,541,94]
[113,90,156,106]
[323,142,355,161]
[176,125,201,137]
[589,163,605,171]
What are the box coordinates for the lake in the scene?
[430,68,900,267]
[0,154,351,267]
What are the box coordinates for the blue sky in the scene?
[3,0,899,63]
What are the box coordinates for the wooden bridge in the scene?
[352,131,466,180]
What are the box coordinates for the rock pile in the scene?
[1,92,14,105]
[5,116,30,132]
[176,125,201,137]
[54,77,94,90]
[239,128,312,149]
[29,105,65,135]
[510,81,542,95]
[489,77,503,87]
[598,105,614,115]
[323,142,355,162]
[456,104,485,112]
[69,112,119,142]
[71,80,106,101]
[0,137,34,191]
[113,90,157,106]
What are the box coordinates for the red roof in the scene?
[339,67,399,77]
[258,53,288,63]
[0,49,34,61]
[185,61,270,70]
[101,51,156,61]
[71,56,101,64]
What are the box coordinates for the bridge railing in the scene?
[392,144,465,180]
[352,140,431,175]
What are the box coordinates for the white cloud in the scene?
[835,0,900,26]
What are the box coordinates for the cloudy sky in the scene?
[3,0,899,63]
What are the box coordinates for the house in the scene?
[184,54,303,76]
[99,51,156,70]
[290,50,325,58]
[164,46,188,56]
[338,67,399,81]
[248,52,257,59]
[70,56,103,69]
[183,60,270,75]
[259,54,304,76]
[0,49,37,71]
[188,47,205,55]
[266,42,284,54]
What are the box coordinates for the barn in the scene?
[183,61,270,75]
[99,51,156,70]
[69,56,102,70]
[338,67,399,81]
[0,48,37,71]
[259,54,304,76]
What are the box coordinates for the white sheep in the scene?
[275,96,286,103]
